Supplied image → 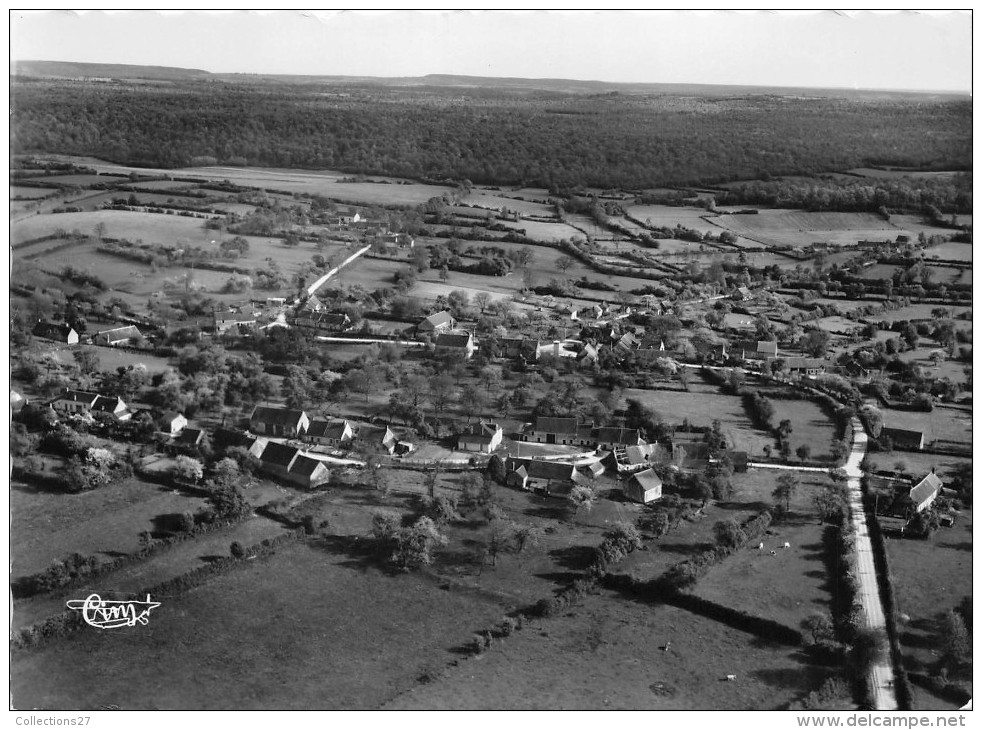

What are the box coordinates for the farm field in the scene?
[10,541,508,710]
[461,191,556,217]
[46,345,175,374]
[11,209,213,247]
[924,242,972,262]
[880,406,971,449]
[387,592,832,710]
[764,397,837,460]
[707,210,897,249]
[10,475,210,578]
[870,303,972,323]
[873,452,970,483]
[11,185,55,199]
[620,383,774,457]
[884,511,973,710]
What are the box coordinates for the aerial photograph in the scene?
[7,9,973,716]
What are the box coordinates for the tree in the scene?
[172,455,204,483]
[509,523,544,554]
[773,473,799,513]
[567,484,597,518]
[392,516,448,570]
[211,482,249,519]
[940,609,971,668]
[802,328,831,358]
[796,444,812,461]
[556,255,575,275]
[813,481,846,523]
[713,519,745,550]
[474,291,491,314]
[211,457,242,489]
[72,348,101,375]
[801,612,835,645]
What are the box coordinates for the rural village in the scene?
[8,58,972,713]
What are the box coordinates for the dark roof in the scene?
[90,395,123,413]
[779,356,827,370]
[460,421,501,439]
[215,310,258,323]
[594,427,640,445]
[881,426,925,442]
[212,428,255,451]
[260,441,300,467]
[359,425,396,446]
[305,420,331,438]
[435,332,472,348]
[532,416,580,435]
[176,428,204,445]
[56,389,99,404]
[511,458,577,482]
[32,322,76,340]
[250,406,307,426]
[289,454,327,478]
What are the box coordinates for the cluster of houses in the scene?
[248,405,413,457]
[32,321,144,347]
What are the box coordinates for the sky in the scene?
[8,9,973,92]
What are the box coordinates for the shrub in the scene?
[230,541,246,559]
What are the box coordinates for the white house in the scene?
[623,468,663,504]
[457,421,503,453]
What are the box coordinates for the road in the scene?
[746,462,830,473]
[842,416,899,710]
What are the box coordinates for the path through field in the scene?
[843,417,899,711]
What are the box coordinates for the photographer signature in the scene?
[66,594,161,629]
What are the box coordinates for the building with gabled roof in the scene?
[457,421,503,453]
[50,389,99,415]
[94,325,143,347]
[880,426,926,451]
[593,427,643,450]
[435,332,476,359]
[418,310,455,333]
[287,454,331,488]
[249,406,310,438]
[756,341,778,358]
[357,424,399,455]
[909,472,943,513]
[505,457,591,495]
[306,419,355,448]
[32,321,79,344]
[623,468,663,504]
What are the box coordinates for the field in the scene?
[46,345,174,374]
[10,541,509,710]
[620,383,775,457]
[707,210,897,249]
[10,474,210,578]
[924,242,972,262]
[461,191,556,217]
[11,209,212,246]
[884,511,973,710]
[764,397,838,460]
[880,406,971,449]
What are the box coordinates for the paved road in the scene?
[842,417,898,710]
[747,462,831,473]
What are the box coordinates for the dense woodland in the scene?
[11,79,972,193]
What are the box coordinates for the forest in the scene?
[11,78,973,192]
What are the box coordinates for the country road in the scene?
[842,417,898,710]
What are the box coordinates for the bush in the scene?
[230,541,246,558]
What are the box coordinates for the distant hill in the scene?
[12,61,967,100]
[13,60,210,81]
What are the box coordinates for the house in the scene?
[379,232,415,248]
[505,457,591,495]
[909,472,943,512]
[537,340,578,359]
[286,454,332,489]
[880,426,926,451]
[249,406,310,438]
[50,389,99,416]
[609,442,664,473]
[523,416,584,446]
[735,286,754,302]
[357,425,399,455]
[213,428,268,459]
[213,310,258,335]
[336,209,362,226]
[93,325,143,347]
[266,297,287,308]
[613,331,639,355]
[756,341,779,358]
[623,468,663,504]
[305,419,355,448]
[578,343,600,369]
[299,295,324,313]
[174,427,205,448]
[435,332,476,359]
[156,410,188,437]
[772,356,827,378]
[418,311,455,334]
[593,427,644,451]
[32,321,79,344]
[90,395,132,422]
[259,441,302,480]
[457,421,503,453]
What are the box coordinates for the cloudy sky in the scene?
[9,9,972,92]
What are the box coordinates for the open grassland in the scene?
[874,453,970,483]
[11,185,56,199]
[620,383,774,456]
[39,173,127,186]
[880,406,971,449]
[461,191,556,217]
[707,210,898,249]
[761,397,837,460]
[46,345,174,374]
[10,541,508,710]
[924,242,972,262]
[11,209,212,246]
[884,511,972,710]
[386,593,832,710]
[10,475,209,579]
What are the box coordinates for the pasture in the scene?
[763,396,838,461]
[11,209,213,247]
[387,592,833,710]
[9,474,209,579]
[10,541,508,710]
[880,407,971,449]
[707,210,897,249]
[620,384,774,456]
[461,191,556,217]
[884,511,972,710]
[924,242,973,263]
[10,185,54,199]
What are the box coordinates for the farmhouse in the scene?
[435,332,476,359]
[418,310,455,334]
[578,343,600,369]
[293,311,353,333]
[457,421,503,453]
[305,419,355,448]
[249,406,310,438]
[90,395,132,422]
[909,472,943,513]
[880,426,926,451]
[770,356,827,378]
[505,457,591,495]
[523,416,587,446]
[212,428,268,459]
[32,321,79,344]
[756,341,779,358]
[286,454,332,489]
[93,325,143,347]
[735,286,754,302]
[50,389,129,421]
[213,309,259,334]
[358,424,399,455]
[155,410,188,437]
[623,468,663,504]
[174,427,205,448]
[593,427,644,451]
[299,295,324,313]
[609,442,664,473]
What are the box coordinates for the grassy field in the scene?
[386,591,834,710]
[884,511,972,710]
[11,209,213,246]
[11,541,509,710]
[10,474,210,578]
[621,383,774,456]
[708,210,898,249]
[461,191,556,217]
[762,397,837,461]
[924,242,973,262]
[880,406,971,449]
[47,345,174,374]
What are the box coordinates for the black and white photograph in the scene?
[7,8,973,717]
